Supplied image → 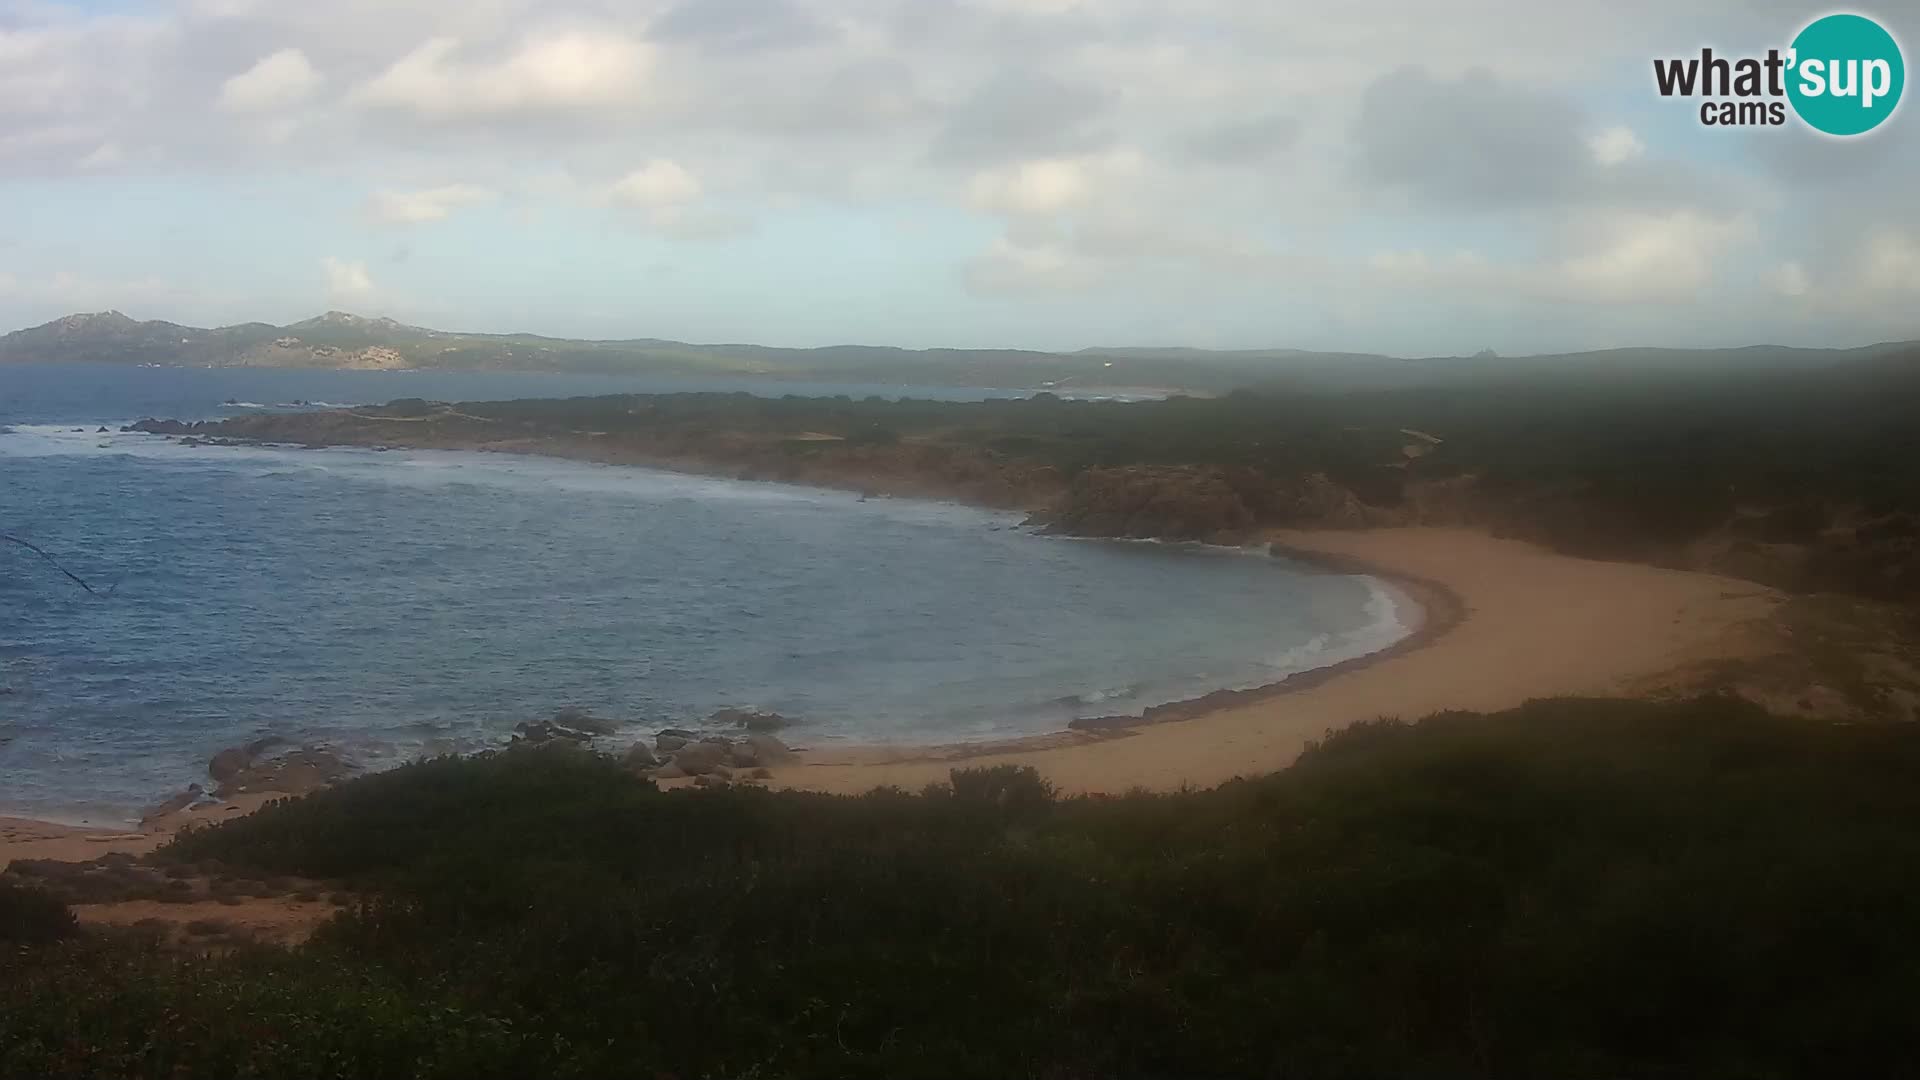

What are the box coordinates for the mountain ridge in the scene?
[4,309,1916,393]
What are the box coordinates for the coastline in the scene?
[760,527,1780,796]
[1,431,1782,858]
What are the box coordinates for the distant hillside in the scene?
[3,309,1915,393]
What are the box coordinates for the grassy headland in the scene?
[144,360,1920,605]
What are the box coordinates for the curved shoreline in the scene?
[764,527,1780,796]
[1,434,1780,853]
[729,553,1461,778]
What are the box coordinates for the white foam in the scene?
[1264,576,1412,680]
[0,424,1020,529]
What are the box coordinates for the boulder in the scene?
[711,708,789,732]
[622,743,659,769]
[649,764,688,780]
[514,719,591,744]
[141,784,204,824]
[656,733,690,753]
[245,735,287,757]
[208,746,254,784]
[218,748,352,797]
[553,706,618,735]
[672,741,731,776]
[743,734,797,766]
[124,418,193,435]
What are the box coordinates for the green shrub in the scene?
[0,879,78,944]
[9,698,1920,1078]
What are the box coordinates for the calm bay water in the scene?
[0,364,1406,823]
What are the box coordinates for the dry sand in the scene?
[765,527,1781,795]
[1,793,280,868]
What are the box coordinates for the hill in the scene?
[5,308,1915,394]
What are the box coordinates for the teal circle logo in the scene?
[1787,13,1905,136]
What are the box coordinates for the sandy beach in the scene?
[3,526,1780,867]
[766,527,1782,796]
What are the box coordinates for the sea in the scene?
[0,363,1411,824]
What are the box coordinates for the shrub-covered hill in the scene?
[6,695,1920,1079]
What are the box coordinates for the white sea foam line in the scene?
[0,424,1020,527]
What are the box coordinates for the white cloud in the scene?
[353,33,653,119]
[1555,211,1753,302]
[1770,261,1811,298]
[607,160,702,208]
[321,257,374,302]
[1862,232,1920,295]
[76,141,124,169]
[968,158,1091,215]
[218,48,321,113]
[362,184,497,225]
[963,236,1098,294]
[1587,125,1645,167]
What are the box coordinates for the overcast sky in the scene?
[1,0,1915,354]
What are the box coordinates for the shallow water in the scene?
[0,364,1407,823]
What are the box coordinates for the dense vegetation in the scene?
[8,695,1920,1078]
[330,364,1920,603]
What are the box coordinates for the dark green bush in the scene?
[0,879,77,944]
[9,698,1920,1078]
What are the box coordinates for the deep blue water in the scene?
[0,364,1406,824]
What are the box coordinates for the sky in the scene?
[0,0,1916,355]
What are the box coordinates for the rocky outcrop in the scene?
[710,708,790,733]
[1027,466,1257,543]
[670,741,731,776]
[203,739,352,797]
[741,734,796,766]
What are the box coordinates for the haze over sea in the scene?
[0,364,1407,824]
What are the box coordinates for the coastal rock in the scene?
[672,741,731,776]
[1026,465,1257,543]
[208,746,254,784]
[622,743,659,769]
[218,748,353,797]
[141,784,205,824]
[124,418,194,435]
[649,764,688,780]
[245,736,287,758]
[742,734,797,766]
[693,774,729,789]
[553,706,618,736]
[710,708,789,732]
[514,719,592,745]
[656,733,690,753]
